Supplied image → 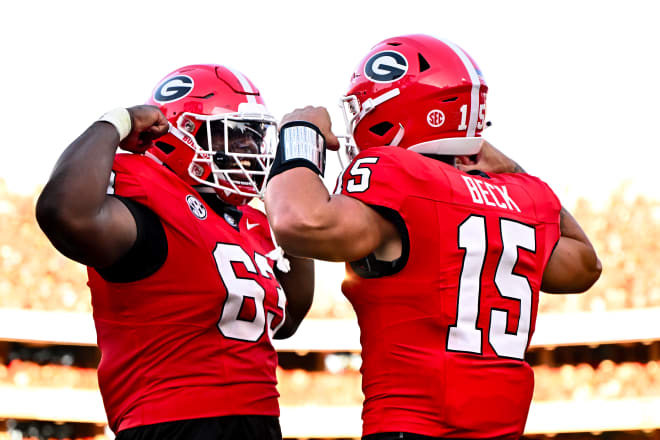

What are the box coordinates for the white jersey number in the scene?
[447,215,535,360]
[214,243,285,342]
[346,157,379,193]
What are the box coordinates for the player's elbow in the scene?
[35,189,98,261]
[573,245,602,292]
[580,254,602,292]
[35,191,67,240]
[542,249,602,294]
[273,315,304,340]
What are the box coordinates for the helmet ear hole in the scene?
[369,121,395,136]
[418,53,431,72]
[154,141,175,154]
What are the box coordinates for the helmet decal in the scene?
[364,50,408,83]
[225,66,258,104]
[190,163,205,177]
[427,110,445,128]
[186,194,207,220]
[438,38,483,137]
[153,75,194,104]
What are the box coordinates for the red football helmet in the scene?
[340,34,488,160]
[146,64,277,205]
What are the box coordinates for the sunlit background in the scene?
[1,1,659,439]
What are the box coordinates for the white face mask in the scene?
[337,89,402,167]
[174,109,278,200]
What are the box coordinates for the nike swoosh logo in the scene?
[246,220,259,230]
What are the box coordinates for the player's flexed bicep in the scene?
[36,105,168,268]
[213,242,286,343]
[266,165,399,263]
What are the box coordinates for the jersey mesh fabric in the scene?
[88,154,284,433]
[338,147,561,439]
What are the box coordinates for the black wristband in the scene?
[268,121,327,182]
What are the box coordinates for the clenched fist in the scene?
[120,105,169,153]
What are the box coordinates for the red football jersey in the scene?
[338,147,561,439]
[87,154,286,433]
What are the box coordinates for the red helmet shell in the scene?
[345,34,488,154]
[145,64,273,204]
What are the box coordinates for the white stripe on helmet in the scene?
[439,38,482,137]
[225,66,257,104]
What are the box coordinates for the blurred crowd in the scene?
[0,181,89,312]
[0,180,657,315]
[0,419,105,440]
[538,187,660,313]
[278,360,660,404]
[0,358,658,404]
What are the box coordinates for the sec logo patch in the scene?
[186,195,207,220]
[427,109,445,127]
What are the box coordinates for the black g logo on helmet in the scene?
[364,51,408,83]
[153,75,194,103]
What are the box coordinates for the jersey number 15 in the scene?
[447,215,536,361]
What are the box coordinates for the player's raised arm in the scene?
[35,105,168,268]
[541,206,602,293]
[265,106,400,263]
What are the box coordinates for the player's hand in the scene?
[456,139,524,174]
[280,106,340,151]
[120,105,169,153]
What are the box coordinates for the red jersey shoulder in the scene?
[511,172,561,218]
[340,147,438,210]
[109,153,173,200]
[111,152,162,175]
[436,162,560,224]
[107,153,144,199]
[487,172,561,223]
[110,153,196,207]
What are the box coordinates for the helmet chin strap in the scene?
[357,88,401,122]
[389,124,405,147]
[145,150,164,165]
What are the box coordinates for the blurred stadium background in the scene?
[0,178,659,440]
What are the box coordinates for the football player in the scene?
[265,35,601,439]
[36,64,314,440]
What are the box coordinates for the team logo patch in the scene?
[191,163,205,177]
[186,195,207,220]
[427,109,445,127]
[153,75,194,103]
[364,50,408,83]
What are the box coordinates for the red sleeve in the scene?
[339,147,410,211]
[513,173,562,225]
[531,177,562,268]
[107,153,148,202]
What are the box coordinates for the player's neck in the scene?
[421,153,456,166]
